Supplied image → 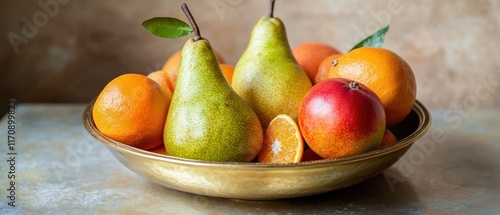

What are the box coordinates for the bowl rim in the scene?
[83,100,431,169]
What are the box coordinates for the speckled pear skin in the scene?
[164,38,263,162]
[232,17,312,127]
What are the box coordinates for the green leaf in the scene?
[142,17,192,38]
[350,25,390,51]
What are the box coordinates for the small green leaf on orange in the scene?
[350,25,390,51]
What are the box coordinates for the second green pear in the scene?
[232,16,312,127]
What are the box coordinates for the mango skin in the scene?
[298,78,386,159]
[232,17,312,127]
[164,38,263,162]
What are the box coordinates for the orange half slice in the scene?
[258,115,304,164]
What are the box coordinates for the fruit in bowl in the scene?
[161,49,227,93]
[92,73,171,150]
[161,4,263,162]
[82,99,431,200]
[84,0,431,200]
[298,78,386,159]
[292,42,340,84]
[91,0,417,163]
[231,0,312,128]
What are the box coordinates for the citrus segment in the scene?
[258,114,304,164]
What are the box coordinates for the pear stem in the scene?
[269,0,275,18]
[181,3,201,41]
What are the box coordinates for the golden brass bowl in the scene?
[83,100,431,200]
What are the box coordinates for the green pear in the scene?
[232,0,312,127]
[164,5,263,162]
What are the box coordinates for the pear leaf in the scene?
[142,17,192,38]
[350,25,389,51]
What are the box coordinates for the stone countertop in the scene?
[0,104,499,214]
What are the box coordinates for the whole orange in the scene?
[162,50,182,74]
[292,43,340,83]
[92,74,170,150]
[328,47,416,125]
[148,144,167,155]
[147,70,173,100]
[315,53,342,84]
[162,49,225,92]
[219,63,234,85]
[380,129,398,148]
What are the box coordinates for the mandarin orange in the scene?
[315,53,342,84]
[92,74,169,150]
[292,43,340,83]
[147,70,173,100]
[380,129,398,148]
[219,63,234,85]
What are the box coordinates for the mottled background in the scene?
[1,0,499,114]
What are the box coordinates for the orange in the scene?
[147,70,173,100]
[328,47,416,125]
[92,74,170,150]
[161,49,226,93]
[380,129,398,148]
[163,70,177,93]
[292,43,340,83]
[258,114,304,164]
[149,144,167,155]
[219,63,234,85]
[301,148,323,161]
[315,53,342,84]
[162,50,182,74]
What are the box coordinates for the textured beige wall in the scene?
[1,0,499,112]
